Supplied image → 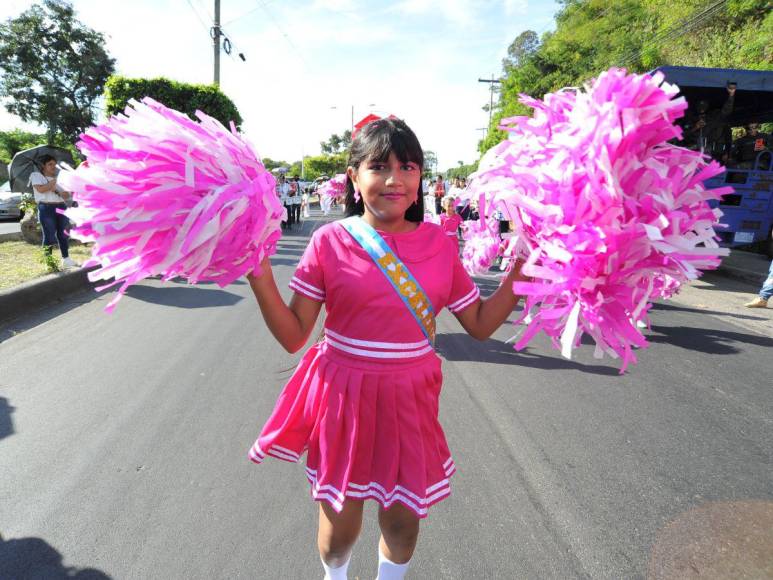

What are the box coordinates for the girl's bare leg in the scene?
[317,499,365,567]
[377,502,420,564]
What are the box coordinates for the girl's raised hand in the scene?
[246,255,274,284]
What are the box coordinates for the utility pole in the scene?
[478,75,501,133]
[213,0,221,85]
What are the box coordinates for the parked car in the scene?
[0,182,23,220]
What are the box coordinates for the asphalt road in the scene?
[1,213,771,579]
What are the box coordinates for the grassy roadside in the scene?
[0,240,93,291]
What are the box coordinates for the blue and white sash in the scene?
[339,217,436,344]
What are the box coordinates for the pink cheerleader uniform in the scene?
[248,220,480,518]
[440,213,462,252]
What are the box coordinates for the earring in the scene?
[353,186,361,203]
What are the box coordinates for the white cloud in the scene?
[0,0,559,171]
[389,0,484,27]
[504,0,529,16]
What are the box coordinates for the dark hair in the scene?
[344,118,425,222]
[38,154,56,167]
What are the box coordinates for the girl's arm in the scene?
[453,261,529,341]
[246,256,323,354]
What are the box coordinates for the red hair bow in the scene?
[352,113,398,139]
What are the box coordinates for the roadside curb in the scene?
[715,263,767,286]
[0,265,99,326]
[0,232,22,243]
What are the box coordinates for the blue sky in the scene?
[0,0,559,172]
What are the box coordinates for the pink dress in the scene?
[440,213,462,251]
[248,220,480,518]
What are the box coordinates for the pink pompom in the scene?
[59,97,284,313]
[468,68,730,371]
[461,195,501,275]
[318,173,348,199]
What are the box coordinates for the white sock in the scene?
[376,549,410,580]
[321,554,350,580]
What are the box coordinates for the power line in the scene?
[219,24,247,62]
[255,0,309,68]
[223,0,289,27]
[619,0,726,67]
[617,0,728,68]
[222,4,261,26]
[479,75,502,134]
[193,0,213,21]
[185,0,211,32]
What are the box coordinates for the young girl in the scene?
[440,196,463,252]
[246,118,527,579]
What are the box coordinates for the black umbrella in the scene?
[8,145,75,193]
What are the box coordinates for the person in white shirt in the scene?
[277,174,291,230]
[302,186,310,219]
[290,177,303,227]
[30,154,76,268]
[446,177,464,201]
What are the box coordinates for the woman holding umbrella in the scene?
[30,155,76,268]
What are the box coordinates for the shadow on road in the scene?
[0,533,112,579]
[652,301,768,322]
[166,278,246,286]
[0,396,14,440]
[0,288,106,344]
[437,332,620,376]
[125,285,243,308]
[273,247,305,258]
[648,324,773,354]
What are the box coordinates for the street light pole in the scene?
[478,75,501,133]
[330,104,377,134]
[213,0,221,85]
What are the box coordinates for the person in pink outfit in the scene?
[439,196,462,252]
[246,117,528,580]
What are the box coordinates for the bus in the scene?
[652,66,773,257]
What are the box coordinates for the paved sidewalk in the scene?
[716,249,771,286]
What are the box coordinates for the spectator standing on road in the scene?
[290,177,303,227]
[246,117,528,580]
[277,174,291,230]
[446,177,463,201]
[745,259,773,308]
[302,187,310,219]
[30,154,76,269]
[433,174,445,215]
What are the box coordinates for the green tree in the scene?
[303,152,348,180]
[0,129,81,166]
[479,0,772,155]
[0,0,115,142]
[423,150,438,177]
[445,161,479,180]
[104,76,242,129]
[261,157,292,172]
[320,130,352,154]
[287,160,303,177]
[502,30,540,72]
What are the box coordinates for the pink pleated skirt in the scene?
[248,340,456,518]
